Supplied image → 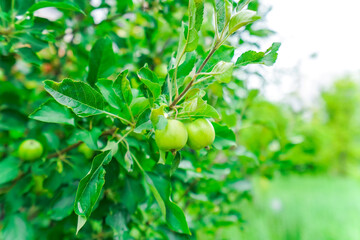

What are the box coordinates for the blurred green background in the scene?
[1,0,360,239]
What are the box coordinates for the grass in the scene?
[218,175,360,240]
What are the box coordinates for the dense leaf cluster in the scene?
[0,0,301,239]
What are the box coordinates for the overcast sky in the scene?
[257,0,360,105]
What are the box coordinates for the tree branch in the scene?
[169,46,218,109]
[178,178,200,201]
[46,127,117,159]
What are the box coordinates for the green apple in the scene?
[78,143,94,159]
[186,119,215,150]
[155,119,188,151]
[18,139,44,161]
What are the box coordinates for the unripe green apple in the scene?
[185,119,215,150]
[155,119,188,151]
[32,175,46,195]
[18,139,44,161]
[78,143,94,159]
[154,63,168,77]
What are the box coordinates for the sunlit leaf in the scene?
[146,173,191,235]
[87,37,116,87]
[236,42,281,67]
[122,177,146,213]
[74,151,112,232]
[228,10,260,34]
[114,70,133,105]
[212,0,232,34]
[178,96,220,119]
[212,122,236,149]
[137,66,163,100]
[29,99,75,126]
[44,79,107,117]
[28,1,85,14]
[0,157,19,185]
[16,48,41,65]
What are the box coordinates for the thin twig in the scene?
[47,127,117,159]
[47,141,83,159]
[178,179,199,201]
[0,171,26,194]
[169,46,218,109]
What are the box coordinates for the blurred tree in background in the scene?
[0,0,359,239]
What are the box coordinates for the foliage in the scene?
[283,78,360,176]
[0,0,285,239]
[236,176,360,240]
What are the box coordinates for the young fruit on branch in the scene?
[185,119,215,150]
[18,139,44,161]
[78,143,94,160]
[155,119,188,152]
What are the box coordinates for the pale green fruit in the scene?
[186,119,215,150]
[78,143,94,159]
[155,119,188,151]
[18,139,44,161]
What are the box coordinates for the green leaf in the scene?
[102,140,119,156]
[49,185,76,221]
[212,122,236,149]
[209,61,234,83]
[228,10,260,34]
[134,109,152,133]
[28,1,85,15]
[44,79,107,118]
[123,177,146,213]
[115,145,133,172]
[155,116,168,130]
[50,196,74,221]
[1,214,33,240]
[175,22,187,64]
[178,96,220,119]
[190,0,204,31]
[1,0,34,15]
[0,157,19,185]
[213,0,232,34]
[96,74,133,121]
[150,104,167,128]
[183,0,204,52]
[169,52,196,91]
[87,37,116,86]
[114,70,133,105]
[246,89,260,103]
[170,152,181,175]
[137,66,163,100]
[106,210,129,238]
[76,216,87,235]
[16,33,48,52]
[146,173,191,235]
[0,109,26,132]
[236,147,259,165]
[236,42,281,67]
[29,99,75,126]
[74,151,112,232]
[96,79,123,109]
[185,27,199,52]
[16,47,41,65]
[70,128,102,150]
[237,0,252,11]
[202,45,235,72]
[130,97,150,117]
[116,0,133,13]
[177,52,197,79]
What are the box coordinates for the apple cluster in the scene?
[155,118,215,152]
